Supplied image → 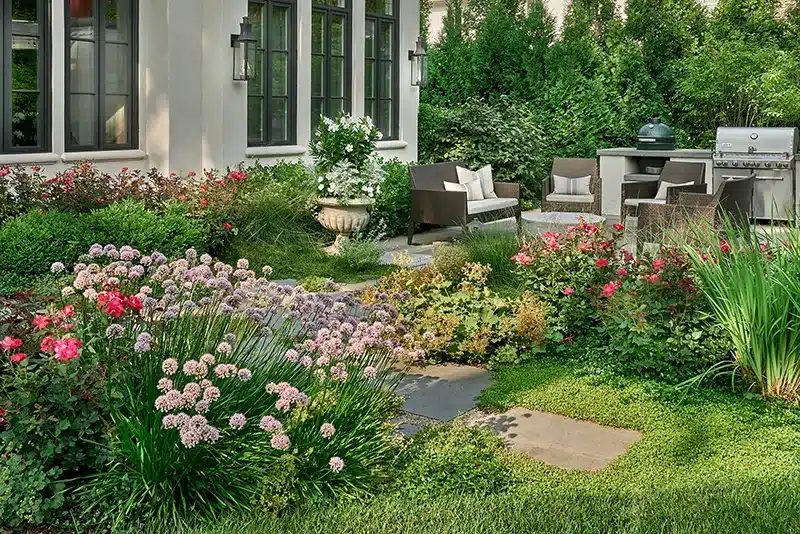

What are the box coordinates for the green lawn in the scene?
[167,359,800,534]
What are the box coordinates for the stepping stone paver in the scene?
[396,364,491,421]
[470,407,642,471]
[379,251,432,268]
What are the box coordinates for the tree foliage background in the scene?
[419,0,800,199]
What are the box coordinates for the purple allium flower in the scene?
[154,389,185,412]
[162,414,179,429]
[270,433,291,451]
[105,324,125,340]
[259,416,283,433]
[320,423,336,439]
[179,426,202,448]
[195,400,211,414]
[220,304,235,316]
[236,258,249,270]
[200,253,213,265]
[238,368,252,382]
[202,425,220,443]
[229,413,247,430]
[285,349,299,362]
[362,366,377,380]
[157,378,173,392]
[162,358,179,375]
[223,333,237,344]
[74,262,87,273]
[329,456,345,473]
[50,261,65,273]
[199,297,212,307]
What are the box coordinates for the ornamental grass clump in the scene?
[684,225,800,401]
[3,243,420,529]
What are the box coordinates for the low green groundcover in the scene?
[168,359,800,534]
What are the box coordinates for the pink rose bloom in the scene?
[53,338,82,361]
[595,258,609,268]
[562,287,574,296]
[1,336,23,351]
[616,268,628,277]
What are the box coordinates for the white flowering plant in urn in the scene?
[310,113,386,253]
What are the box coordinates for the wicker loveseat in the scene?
[541,158,601,215]
[621,161,706,222]
[407,162,521,245]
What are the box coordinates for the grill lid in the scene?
[715,127,799,156]
[637,117,675,151]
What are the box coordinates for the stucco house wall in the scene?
[1,0,421,175]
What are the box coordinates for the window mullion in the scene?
[97,0,105,150]
[268,1,273,145]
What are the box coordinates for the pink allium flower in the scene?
[422,331,435,341]
[271,433,291,451]
[183,382,202,404]
[179,426,202,448]
[362,366,377,380]
[329,456,345,473]
[157,378,173,392]
[300,356,313,368]
[229,413,247,430]
[330,363,349,382]
[236,258,249,270]
[215,363,237,378]
[259,416,283,433]
[162,358,179,375]
[162,414,179,429]
[217,342,232,355]
[200,379,213,389]
[562,287,574,296]
[285,349,299,362]
[203,386,221,403]
[320,423,336,439]
[155,389,185,412]
[316,355,330,366]
[50,262,65,273]
[195,400,211,413]
[200,353,215,365]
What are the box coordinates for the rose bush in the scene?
[2,243,422,529]
[512,220,728,379]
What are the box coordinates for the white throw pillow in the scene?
[654,181,694,201]
[475,165,497,199]
[443,181,467,195]
[455,166,485,201]
[553,174,591,195]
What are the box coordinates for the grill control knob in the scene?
[732,161,739,167]
[721,161,728,167]
[765,162,772,168]
[753,161,760,167]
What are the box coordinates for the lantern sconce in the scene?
[231,17,257,82]
[408,36,428,87]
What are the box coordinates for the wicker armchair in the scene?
[637,173,755,251]
[541,158,601,215]
[407,162,521,245]
[621,161,707,222]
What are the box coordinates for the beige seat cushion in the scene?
[546,193,595,204]
[624,198,666,207]
[467,198,519,215]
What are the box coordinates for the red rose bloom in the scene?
[10,353,27,364]
[106,297,125,319]
[563,287,575,296]
[60,305,75,318]
[595,258,609,268]
[222,222,233,232]
[200,199,209,207]
[1,336,23,351]
[40,336,55,353]
[652,259,665,271]
[612,223,624,232]
[126,295,143,311]
[32,315,50,329]
[648,274,660,283]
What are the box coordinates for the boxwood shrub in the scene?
[0,200,208,295]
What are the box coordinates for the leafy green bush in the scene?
[369,159,410,238]
[337,234,383,272]
[0,201,208,294]
[396,424,513,497]
[431,244,471,281]
[365,263,548,365]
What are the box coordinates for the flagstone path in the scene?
[395,364,642,471]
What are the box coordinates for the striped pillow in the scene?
[553,174,591,195]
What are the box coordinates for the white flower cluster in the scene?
[311,113,385,201]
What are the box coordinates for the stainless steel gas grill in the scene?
[713,127,799,221]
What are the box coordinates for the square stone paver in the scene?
[471,407,642,471]
[396,364,491,421]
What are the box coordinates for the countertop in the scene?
[596,148,713,158]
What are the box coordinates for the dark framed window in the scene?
[311,0,350,135]
[65,0,138,151]
[364,0,397,139]
[0,0,50,154]
[247,0,296,147]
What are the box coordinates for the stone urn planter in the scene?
[317,197,373,254]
